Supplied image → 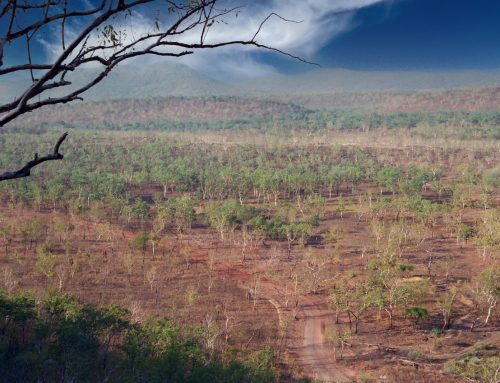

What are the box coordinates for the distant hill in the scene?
[379,87,500,113]
[3,62,500,106]
[15,96,310,128]
[240,68,500,94]
[282,87,500,112]
[9,87,500,132]
[0,62,232,104]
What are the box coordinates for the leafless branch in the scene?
[0,132,68,181]
[0,63,73,76]
[252,12,303,42]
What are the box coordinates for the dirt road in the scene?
[215,260,355,383]
[298,297,354,383]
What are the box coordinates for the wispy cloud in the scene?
[178,0,386,78]
[39,0,386,79]
[201,0,383,54]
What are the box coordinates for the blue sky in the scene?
[316,0,500,70]
[2,0,500,80]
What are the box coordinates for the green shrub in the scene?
[444,355,500,382]
[398,263,414,272]
[456,224,477,243]
[405,306,429,323]
[430,328,442,337]
[0,290,278,383]
[407,348,427,361]
[483,167,500,188]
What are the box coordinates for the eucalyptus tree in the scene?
[281,220,312,259]
[204,199,254,241]
[20,217,45,250]
[0,223,14,253]
[438,284,460,331]
[322,165,344,198]
[376,166,403,195]
[324,325,351,361]
[343,162,365,195]
[474,209,500,260]
[367,260,429,329]
[158,194,197,233]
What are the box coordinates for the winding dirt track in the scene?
[216,261,355,383]
[298,297,354,383]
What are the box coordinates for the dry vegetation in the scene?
[0,95,499,382]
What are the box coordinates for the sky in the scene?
[2,0,500,80]
[317,0,500,71]
[178,0,500,78]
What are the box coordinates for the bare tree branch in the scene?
[0,63,73,76]
[0,132,68,181]
[252,12,303,42]
[4,1,108,42]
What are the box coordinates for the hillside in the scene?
[284,87,500,112]
[11,86,500,132]
[0,62,232,104]
[3,62,500,106]
[239,68,500,93]
[379,87,500,113]
[14,96,309,128]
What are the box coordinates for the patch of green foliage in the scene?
[405,306,429,323]
[444,351,500,383]
[0,290,278,383]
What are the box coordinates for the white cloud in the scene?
[198,0,382,55]
[181,46,279,80]
[171,0,386,78]
[39,0,386,79]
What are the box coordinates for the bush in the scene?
[348,269,358,278]
[483,167,500,188]
[430,328,442,337]
[398,263,414,272]
[444,355,500,382]
[405,306,429,324]
[456,224,477,243]
[407,348,428,361]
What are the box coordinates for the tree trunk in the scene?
[485,299,496,325]
[385,308,393,329]
[442,314,450,331]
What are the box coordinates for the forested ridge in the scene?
[8,95,500,141]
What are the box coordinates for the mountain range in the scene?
[2,61,500,104]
